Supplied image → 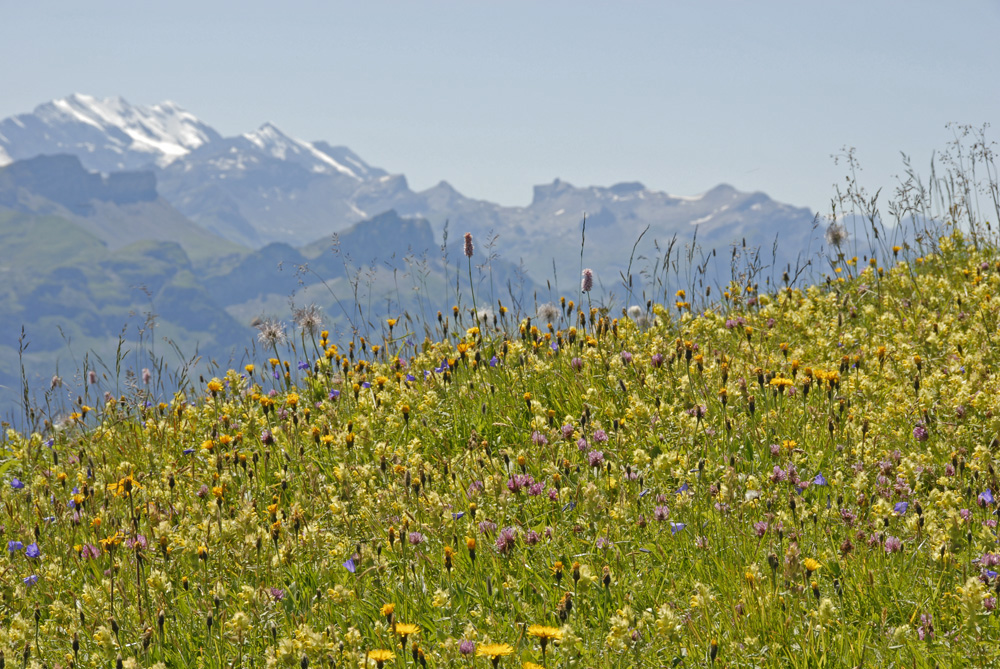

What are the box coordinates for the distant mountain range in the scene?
[0,93,822,416]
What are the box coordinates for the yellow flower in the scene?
[477,643,514,663]
[99,531,122,550]
[107,474,141,498]
[367,649,395,668]
[528,624,563,641]
[804,558,821,572]
[206,378,223,394]
[395,622,419,638]
[528,624,563,655]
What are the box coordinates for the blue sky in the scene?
[2,1,998,214]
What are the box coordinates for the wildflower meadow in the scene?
[4,142,1000,668]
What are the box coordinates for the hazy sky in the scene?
[2,1,998,214]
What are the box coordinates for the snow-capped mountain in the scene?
[0,93,220,171]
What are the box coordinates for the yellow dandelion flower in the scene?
[528,624,563,656]
[477,643,514,666]
[395,622,419,637]
[367,649,395,668]
[804,558,821,572]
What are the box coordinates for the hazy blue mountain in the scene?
[0,95,821,292]
[0,154,247,264]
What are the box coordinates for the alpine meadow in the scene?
[4,127,1000,669]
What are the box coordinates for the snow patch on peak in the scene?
[242,123,358,178]
[669,191,706,202]
[0,144,11,167]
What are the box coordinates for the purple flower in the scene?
[495,526,517,554]
[459,640,476,656]
[651,353,664,368]
[894,501,908,516]
[7,540,23,553]
[11,478,24,490]
[588,450,605,468]
[979,489,995,507]
[297,361,310,371]
[918,614,933,640]
[620,351,633,364]
[670,522,686,535]
[913,425,929,442]
[343,558,356,573]
[125,535,147,551]
[561,424,575,440]
[581,268,594,293]
[478,520,497,536]
[270,587,285,601]
[813,473,828,486]
[407,532,425,546]
[531,430,548,446]
[182,448,195,455]
[80,544,100,559]
[593,429,608,443]
[524,530,540,546]
[25,543,41,559]
[489,356,499,367]
[23,575,38,587]
[654,505,670,522]
[464,232,474,258]
[507,474,534,494]
[884,536,902,553]
[753,521,768,537]
[328,389,341,400]
[596,537,611,549]
[571,357,583,372]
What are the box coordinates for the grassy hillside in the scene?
[2,219,1000,667]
